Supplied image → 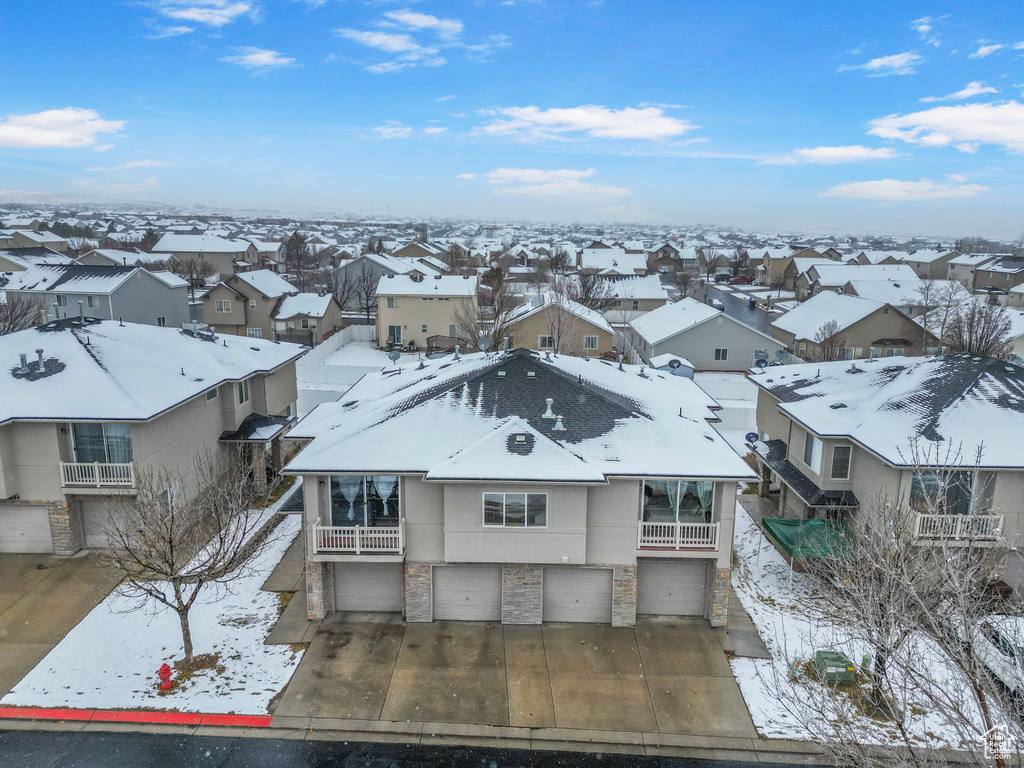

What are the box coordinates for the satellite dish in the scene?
[754,349,769,360]
[387,350,401,363]
[775,349,786,359]
[477,335,489,352]
[744,432,759,444]
[756,359,768,369]
[667,359,681,369]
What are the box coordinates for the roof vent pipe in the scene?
[454,344,460,361]
[553,415,566,431]
[542,398,555,419]
[18,354,28,374]
[502,336,509,353]
[618,354,624,371]
[36,349,44,369]
[78,301,84,321]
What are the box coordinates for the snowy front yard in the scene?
[729,501,996,752]
[2,510,304,715]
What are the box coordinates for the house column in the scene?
[611,565,637,627]
[305,561,333,620]
[759,461,772,498]
[706,566,731,628]
[501,564,543,624]
[404,562,433,622]
[47,499,83,556]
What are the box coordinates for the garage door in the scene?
[81,500,117,549]
[543,567,613,623]
[0,504,52,553]
[432,565,502,621]
[636,560,706,616]
[334,562,404,612]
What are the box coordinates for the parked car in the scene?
[974,616,1024,693]
[713,273,732,283]
[710,298,725,310]
[730,275,754,285]
[658,265,669,274]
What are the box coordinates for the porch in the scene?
[60,462,135,489]
[313,521,405,555]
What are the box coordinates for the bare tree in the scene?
[548,246,571,275]
[443,244,471,275]
[323,266,356,311]
[284,231,312,274]
[916,280,968,346]
[67,237,95,256]
[353,263,379,324]
[170,258,215,301]
[541,291,586,355]
[557,272,614,311]
[945,300,1013,358]
[729,246,750,278]
[103,450,268,666]
[696,247,724,282]
[453,266,518,351]
[0,293,44,334]
[666,269,698,299]
[812,319,848,362]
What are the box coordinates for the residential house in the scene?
[376,274,477,351]
[0,248,75,272]
[794,263,918,301]
[76,248,167,268]
[844,278,970,318]
[202,269,318,341]
[848,250,905,265]
[10,230,68,252]
[755,247,824,287]
[972,256,1024,297]
[630,297,785,371]
[272,293,343,346]
[770,292,940,360]
[578,248,648,275]
[898,249,960,280]
[283,348,755,626]
[947,253,998,291]
[332,253,443,312]
[779,258,840,292]
[0,318,302,554]
[600,274,671,325]
[748,354,1024,587]
[151,234,260,282]
[3,264,189,329]
[505,292,615,356]
[392,241,447,261]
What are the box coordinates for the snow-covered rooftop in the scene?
[233,269,297,298]
[770,292,884,337]
[275,293,333,319]
[152,234,250,254]
[629,297,726,345]
[375,274,477,297]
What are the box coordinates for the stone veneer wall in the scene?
[305,561,333,620]
[611,565,637,627]
[706,566,730,628]
[501,564,543,624]
[47,499,82,556]
[404,562,433,622]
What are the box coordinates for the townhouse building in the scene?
[375,274,477,351]
[505,292,616,357]
[151,234,260,282]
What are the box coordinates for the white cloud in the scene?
[0,107,124,149]
[838,52,923,76]
[435,94,455,102]
[920,81,999,102]
[911,16,941,46]
[72,176,162,194]
[456,173,477,179]
[969,43,1004,59]
[84,159,177,172]
[475,104,695,141]
[147,25,195,38]
[496,179,632,199]
[335,28,444,72]
[868,101,1024,154]
[148,1,255,27]
[762,145,898,165]
[371,121,414,138]
[821,178,987,201]
[423,126,448,134]
[486,168,597,184]
[221,47,296,70]
[382,9,463,39]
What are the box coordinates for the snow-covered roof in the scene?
[284,348,753,480]
[507,292,614,334]
[844,279,925,306]
[0,249,75,270]
[600,274,669,301]
[808,263,917,286]
[650,353,695,370]
[149,270,189,288]
[233,269,297,298]
[275,293,333,319]
[749,354,1024,469]
[949,253,997,267]
[152,234,250,254]
[770,292,884,338]
[579,248,646,273]
[900,249,956,264]
[376,274,477,297]
[0,319,303,424]
[629,297,726,345]
[3,264,138,294]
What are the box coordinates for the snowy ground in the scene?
[318,340,418,368]
[2,500,304,715]
[730,501,991,751]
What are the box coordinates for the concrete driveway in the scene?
[0,553,120,698]
[273,615,756,738]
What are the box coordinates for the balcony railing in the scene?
[913,513,1003,541]
[61,462,135,488]
[313,520,404,554]
[638,521,720,551]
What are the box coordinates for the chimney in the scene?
[542,398,555,419]
[553,415,566,431]
[35,349,44,369]
[18,353,28,374]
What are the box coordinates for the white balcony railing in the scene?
[60,462,135,488]
[638,521,720,551]
[913,513,1003,541]
[313,519,404,554]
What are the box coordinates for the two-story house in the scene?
[375,274,477,350]
[596,274,671,325]
[283,349,755,627]
[0,318,303,555]
[504,292,615,357]
[747,354,1024,586]
[794,263,918,301]
[151,234,259,282]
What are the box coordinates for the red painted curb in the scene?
[0,707,271,728]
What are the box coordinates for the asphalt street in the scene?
[700,284,773,336]
[0,729,827,768]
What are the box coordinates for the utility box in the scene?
[814,651,857,685]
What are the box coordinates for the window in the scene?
[539,335,554,349]
[886,348,905,357]
[249,300,257,310]
[910,470,974,516]
[802,433,823,473]
[197,253,205,260]
[246,328,263,338]
[55,295,68,307]
[86,296,96,308]
[841,347,855,360]
[449,324,461,338]
[71,423,133,463]
[388,325,403,343]
[482,493,547,527]
[869,346,881,358]
[300,318,316,330]
[330,476,400,526]
[714,348,728,361]
[421,324,428,334]
[157,316,166,327]
[215,299,232,313]
[632,300,640,311]
[206,387,218,402]
[831,445,852,480]
[386,297,402,309]
[797,341,807,357]
[158,482,182,511]
[642,480,715,523]
[584,336,598,350]
[236,378,250,405]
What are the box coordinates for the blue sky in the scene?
[2,1,1023,237]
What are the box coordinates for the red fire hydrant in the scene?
[158,663,174,690]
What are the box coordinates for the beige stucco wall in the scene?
[376,293,474,347]
[507,309,614,356]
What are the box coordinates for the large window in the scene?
[642,480,715,523]
[386,297,402,309]
[539,335,554,349]
[584,336,598,350]
[714,348,728,361]
[246,328,263,338]
[388,325,402,343]
[237,378,250,405]
[831,445,852,480]
[911,470,974,516]
[803,432,823,473]
[483,493,547,527]
[215,299,231,313]
[72,423,133,464]
[330,476,400,526]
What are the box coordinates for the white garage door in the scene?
[543,567,613,623]
[0,504,52,553]
[637,560,707,616]
[432,565,502,621]
[81,500,117,549]
[334,562,404,612]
